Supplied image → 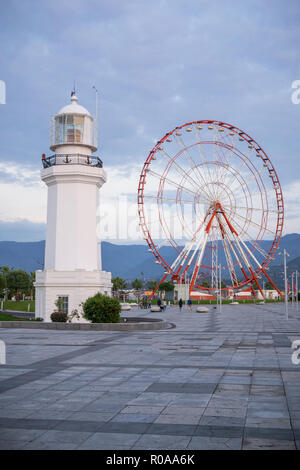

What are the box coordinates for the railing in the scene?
[42,154,103,169]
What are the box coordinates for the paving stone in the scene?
[146,423,196,436]
[22,441,78,450]
[203,407,247,418]
[111,413,158,423]
[242,438,296,450]
[132,434,191,450]
[245,417,292,429]
[247,409,290,419]
[194,424,243,438]
[154,414,200,425]
[187,436,242,450]
[53,419,104,432]
[76,432,141,450]
[145,382,216,394]
[0,427,47,441]
[244,426,294,440]
[199,416,245,427]
[1,304,300,450]
[67,411,118,422]
[121,405,166,414]
[162,406,205,417]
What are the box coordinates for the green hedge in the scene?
[83,293,121,323]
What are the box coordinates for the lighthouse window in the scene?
[58,296,69,314]
[55,114,84,145]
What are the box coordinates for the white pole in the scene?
[291,272,294,308]
[219,264,222,313]
[92,86,99,149]
[284,249,288,320]
[296,270,299,312]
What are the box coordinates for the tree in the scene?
[112,277,127,291]
[132,279,143,290]
[217,280,226,289]
[201,280,210,288]
[132,278,143,302]
[29,271,35,300]
[158,281,174,292]
[265,281,274,290]
[0,274,6,297]
[0,265,10,276]
[6,270,31,298]
[148,280,158,291]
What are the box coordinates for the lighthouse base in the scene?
[34,269,112,322]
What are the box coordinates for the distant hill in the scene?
[0,234,299,286]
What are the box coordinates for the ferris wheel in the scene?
[138,120,284,297]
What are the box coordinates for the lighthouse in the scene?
[35,92,112,321]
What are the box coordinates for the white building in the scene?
[35,93,112,321]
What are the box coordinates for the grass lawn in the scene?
[2,300,35,312]
[0,312,29,321]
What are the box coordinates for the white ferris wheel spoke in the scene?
[174,133,218,201]
[147,169,197,198]
[222,211,271,260]
[192,126,221,201]
[158,148,212,202]
[143,194,194,204]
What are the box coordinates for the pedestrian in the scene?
[179,298,183,311]
[162,300,166,311]
[157,298,163,311]
[187,298,192,312]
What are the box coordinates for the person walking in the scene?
[187,298,192,312]
[157,298,163,311]
[179,298,183,311]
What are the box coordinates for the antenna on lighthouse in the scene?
[92,85,99,149]
[71,80,76,97]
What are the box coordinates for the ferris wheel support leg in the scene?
[248,266,265,299]
[240,266,256,298]
[261,267,283,297]
[250,284,257,298]
[189,232,209,294]
[151,273,168,299]
[237,235,281,298]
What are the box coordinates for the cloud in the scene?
[0,155,298,242]
[0,0,299,240]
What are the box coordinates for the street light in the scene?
[219,264,222,314]
[279,249,289,320]
[296,270,299,313]
[291,272,294,308]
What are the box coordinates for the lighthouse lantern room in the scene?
[35,92,112,322]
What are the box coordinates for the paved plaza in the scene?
[0,303,299,450]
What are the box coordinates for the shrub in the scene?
[50,312,68,322]
[34,317,44,322]
[82,293,121,323]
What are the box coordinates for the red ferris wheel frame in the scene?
[137,120,284,297]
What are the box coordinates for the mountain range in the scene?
[0,234,299,289]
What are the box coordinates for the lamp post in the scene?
[283,249,289,320]
[296,270,299,313]
[291,272,295,308]
[219,264,222,313]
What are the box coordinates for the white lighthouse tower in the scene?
[35,92,112,321]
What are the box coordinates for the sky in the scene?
[0,0,299,242]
